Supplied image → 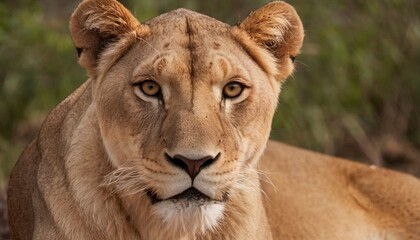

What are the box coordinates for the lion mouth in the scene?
[147,188,212,204]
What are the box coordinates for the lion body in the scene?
[8,1,420,239]
[261,141,420,239]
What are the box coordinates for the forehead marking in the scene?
[213,42,221,50]
[219,58,229,79]
[155,58,168,76]
[186,16,196,109]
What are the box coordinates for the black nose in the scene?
[165,153,220,179]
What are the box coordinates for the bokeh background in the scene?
[1,0,419,238]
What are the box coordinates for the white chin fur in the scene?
[152,200,225,234]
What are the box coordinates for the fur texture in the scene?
[7,1,420,240]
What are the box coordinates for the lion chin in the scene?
[149,188,225,234]
[153,201,225,234]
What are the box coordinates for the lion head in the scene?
[69,0,303,238]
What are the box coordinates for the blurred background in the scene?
[0,0,419,238]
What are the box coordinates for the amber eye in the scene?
[140,80,161,97]
[223,82,244,98]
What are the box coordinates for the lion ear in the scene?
[237,1,304,80]
[70,0,141,75]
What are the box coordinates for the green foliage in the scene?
[272,0,420,156]
[0,1,85,137]
[0,0,85,185]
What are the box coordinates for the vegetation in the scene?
[1,0,420,189]
[274,0,420,175]
[0,0,85,187]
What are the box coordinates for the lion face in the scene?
[70,0,303,236]
[96,11,280,230]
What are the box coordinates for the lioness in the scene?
[7,0,420,239]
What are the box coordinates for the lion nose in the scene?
[165,153,220,180]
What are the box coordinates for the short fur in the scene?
[8,1,420,239]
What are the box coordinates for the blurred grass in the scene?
[1,0,420,188]
[274,0,420,174]
[0,0,85,187]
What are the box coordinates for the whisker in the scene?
[256,169,276,190]
[138,37,159,54]
[231,166,277,203]
[295,60,310,69]
[101,159,151,196]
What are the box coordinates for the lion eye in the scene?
[223,82,244,98]
[140,80,161,97]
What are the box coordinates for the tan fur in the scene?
[7,1,420,239]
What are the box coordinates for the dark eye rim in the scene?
[223,81,246,99]
[134,79,162,97]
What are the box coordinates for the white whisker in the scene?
[138,37,159,54]
[101,159,150,196]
